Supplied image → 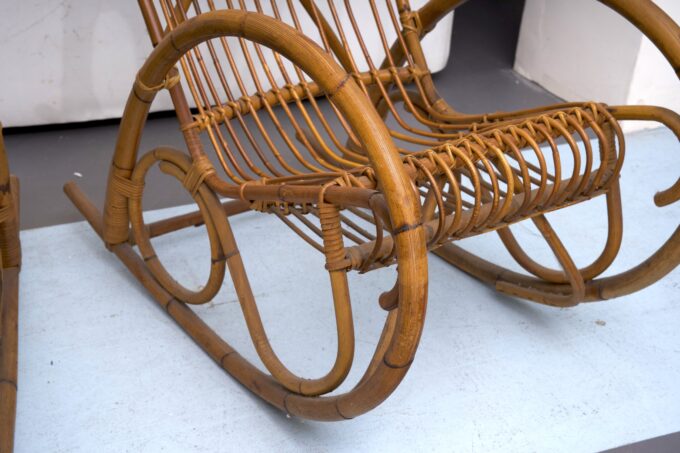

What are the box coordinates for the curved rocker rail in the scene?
[0,124,21,453]
[64,0,679,421]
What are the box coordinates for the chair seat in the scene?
[249,102,624,273]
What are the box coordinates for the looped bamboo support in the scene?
[0,123,21,453]
[64,0,680,421]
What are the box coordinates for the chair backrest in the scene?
[137,0,453,184]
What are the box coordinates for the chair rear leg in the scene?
[496,181,624,283]
[495,215,585,307]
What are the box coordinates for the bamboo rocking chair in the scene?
[64,0,680,420]
[0,124,21,452]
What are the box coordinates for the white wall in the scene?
[515,0,680,131]
[0,1,454,128]
[0,1,152,127]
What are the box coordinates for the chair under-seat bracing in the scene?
[0,124,22,452]
[64,0,680,421]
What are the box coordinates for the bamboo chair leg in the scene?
[495,215,586,307]
[496,181,624,283]
[0,267,19,453]
[379,278,400,311]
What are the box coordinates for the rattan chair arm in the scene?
[609,105,680,207]
[598,0,680,207]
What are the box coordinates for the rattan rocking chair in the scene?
[0,124,21,452]
[64,0,680,421]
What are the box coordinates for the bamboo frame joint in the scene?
[134,66,181,99]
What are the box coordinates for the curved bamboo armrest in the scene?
[609,105,680,207]
[598,0,680,207]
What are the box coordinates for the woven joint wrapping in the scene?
[183,155,216,196]
[135,66,181,98]
[399,9,423,36]
[319,203,348,272]
[111,173,145,199]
